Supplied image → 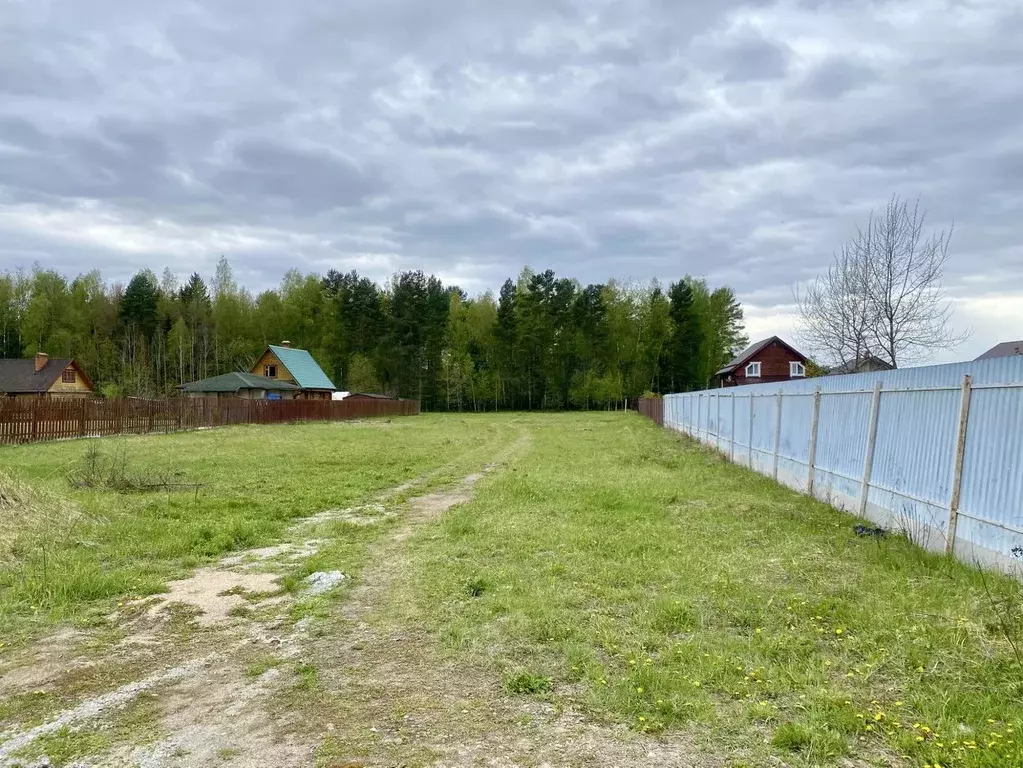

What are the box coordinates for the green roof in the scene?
[269,345,336,390]
[179,372,302,393]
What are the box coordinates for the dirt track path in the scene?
[0,431,701,768]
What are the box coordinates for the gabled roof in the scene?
[267,345,336,390]
[827,355,895,375]
[975,340,1023,361]
[715,336,808,377]
[179,372,302,394]
[0,358,91,394]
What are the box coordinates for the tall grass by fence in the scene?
[639,354,1023,574]
[0,396,419,446]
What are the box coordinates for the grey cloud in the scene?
[0,0,1021,360]
[795,57,879,99]
[210,141,381,211]
[713,33,793,83]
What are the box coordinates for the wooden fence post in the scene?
[31,398,39,442]
[946,374,973,554]
[748,393,755,469]
[772,389,783,480]
[807,387,822,495]
[79,398,88,438]
[859,381,883,517]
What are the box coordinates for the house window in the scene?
[745,362,762,378]
[62,369,76,384]
[790,361,806,377]
[264,364,277,379]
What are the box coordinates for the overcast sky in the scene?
[1,0,1021,362]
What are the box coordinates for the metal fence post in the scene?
[772,389,783,480]
[716,394,721,449]
[859,381,883,517]
[730,394,736,461]
[807,387,822,494]
[946,374,973,554]
[748,393,755,470]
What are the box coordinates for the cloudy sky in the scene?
[1,0,1021,361]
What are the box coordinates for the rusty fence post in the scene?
[946,374,973,554]
[859,381,883,517]
[807,387,822,495]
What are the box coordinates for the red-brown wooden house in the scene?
[714,336,809,388]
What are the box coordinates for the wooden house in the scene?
[715,337,809,388]
[0,353,95,399]
[249,342,336,400]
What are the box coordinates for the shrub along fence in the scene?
[0,396,419,446]
[638,355,1023,574]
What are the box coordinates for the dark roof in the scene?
[0,358,81,394]
[179,372,302,394]
[975,340,1023,361]
[344,392,397,400]
[266,345,336,390]
[715,336,807,377]
[826,355,895,375]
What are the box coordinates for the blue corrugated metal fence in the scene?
[658,355,1023,573]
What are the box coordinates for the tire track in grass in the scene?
[302,430,708,767]
[0,429,528,766]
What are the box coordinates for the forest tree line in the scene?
[0,258,748,410]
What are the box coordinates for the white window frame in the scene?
[745,361,762,378]
[790,361,806,377]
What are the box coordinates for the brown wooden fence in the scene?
[0,396,420,446]
[637,396,664,426]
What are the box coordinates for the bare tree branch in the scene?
[796,194,969,369]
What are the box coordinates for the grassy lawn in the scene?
[3,411,1022,768]
[0,416,515,646]
[400,412,1023,767]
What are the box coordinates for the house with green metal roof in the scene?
[179,371,301,400]
[249,341,337,399]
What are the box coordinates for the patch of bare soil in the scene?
[150,570,285,627]
[0,628,88,695]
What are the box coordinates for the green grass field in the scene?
[0,416,516,645]
[2,412,1022,768]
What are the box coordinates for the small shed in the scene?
[339,392,398,402]
[179,372,301,400]
[826,354,894,375]
[0,353,95,399]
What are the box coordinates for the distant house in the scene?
[715,337,809,388]
[249,342,336,400]
[826,354,894,376]
[179,372,302,400]
[0,353,95,399]
[975,340,1023,361]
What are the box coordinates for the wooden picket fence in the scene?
[0,396,420,446]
